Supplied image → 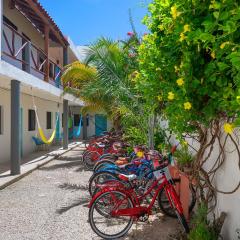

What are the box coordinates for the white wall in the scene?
[69,107,113,138]
[0,87,10,162]
[0,88,63,163]
[202,135,240,240]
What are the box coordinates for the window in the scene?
[0,106,3,134]
[46,112,52,129]
[28,109,35,131]
[74,114,80,126]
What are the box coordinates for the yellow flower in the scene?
[220,41,230,49]
[171,5,180,19]
[176,78,184,86]
[157,95,163,101]
[183,24,190,33]
[224,123,234,134]
[211,51,216,59]
[136,151,144,158]
[168,92,175,100]
[184,102,192,110]
[180,33,186,42]
[183,141,188,146]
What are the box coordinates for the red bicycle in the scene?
[88,164,189,239]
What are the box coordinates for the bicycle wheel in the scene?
[83,151,100,170]
[165,185,190,233]
[89,171,120,196]
[158,179,196,218]
[93,160,116,172]
[89,191,134,239]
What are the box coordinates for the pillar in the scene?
[11,80,20,175]
[82,115,87,140]
[63,99,69,149]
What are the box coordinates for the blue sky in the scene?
[39,0,151,46]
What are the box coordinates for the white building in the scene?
[0,0,111,174]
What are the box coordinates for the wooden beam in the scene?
[24,0,67,47]
[44,24,49,82]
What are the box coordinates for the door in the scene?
[95,114,107,136]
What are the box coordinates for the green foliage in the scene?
[175,146,194,167]
[188,204,218,240]
[137,0,240,137]
[154,128,169,152]
[62,37,147,132]
[123,126,147,146]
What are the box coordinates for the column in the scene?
[82,115,87,140]
[11,80,20,175]
[63,99,69,149]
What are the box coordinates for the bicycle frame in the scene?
[89,166,184,218]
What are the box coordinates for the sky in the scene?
[39,0,151,46]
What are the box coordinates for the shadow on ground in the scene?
[39,160,84,171]
[56,196,91,214]
[123,216,181,240]
[58,182,89,191]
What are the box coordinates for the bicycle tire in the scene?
[89,171,121,196]
[82,151,100,170]
[157,179,196,218]
[93,159,116,172]
[89,191,134,239]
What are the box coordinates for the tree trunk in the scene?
[148,113,155,150]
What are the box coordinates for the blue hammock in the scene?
[69,115,83,139]
[32,136,45,146]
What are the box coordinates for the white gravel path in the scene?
[0,146,180,240]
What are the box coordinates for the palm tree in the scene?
[62,37,148,141]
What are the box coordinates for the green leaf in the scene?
[213,11,219,19]
[198,33,215,42]
[217,62,229,71]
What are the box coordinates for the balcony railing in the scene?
[2,22,63,88]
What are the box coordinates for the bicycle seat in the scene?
[118,174,137,181]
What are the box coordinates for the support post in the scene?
[63,99,69,149]
[11,80,20,175]
[44,25,49,82]
[83,115,87,140]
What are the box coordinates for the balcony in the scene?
[2,22,63,88]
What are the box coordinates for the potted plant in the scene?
[175,146,194,175]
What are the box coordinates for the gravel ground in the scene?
[0,145,180,240]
